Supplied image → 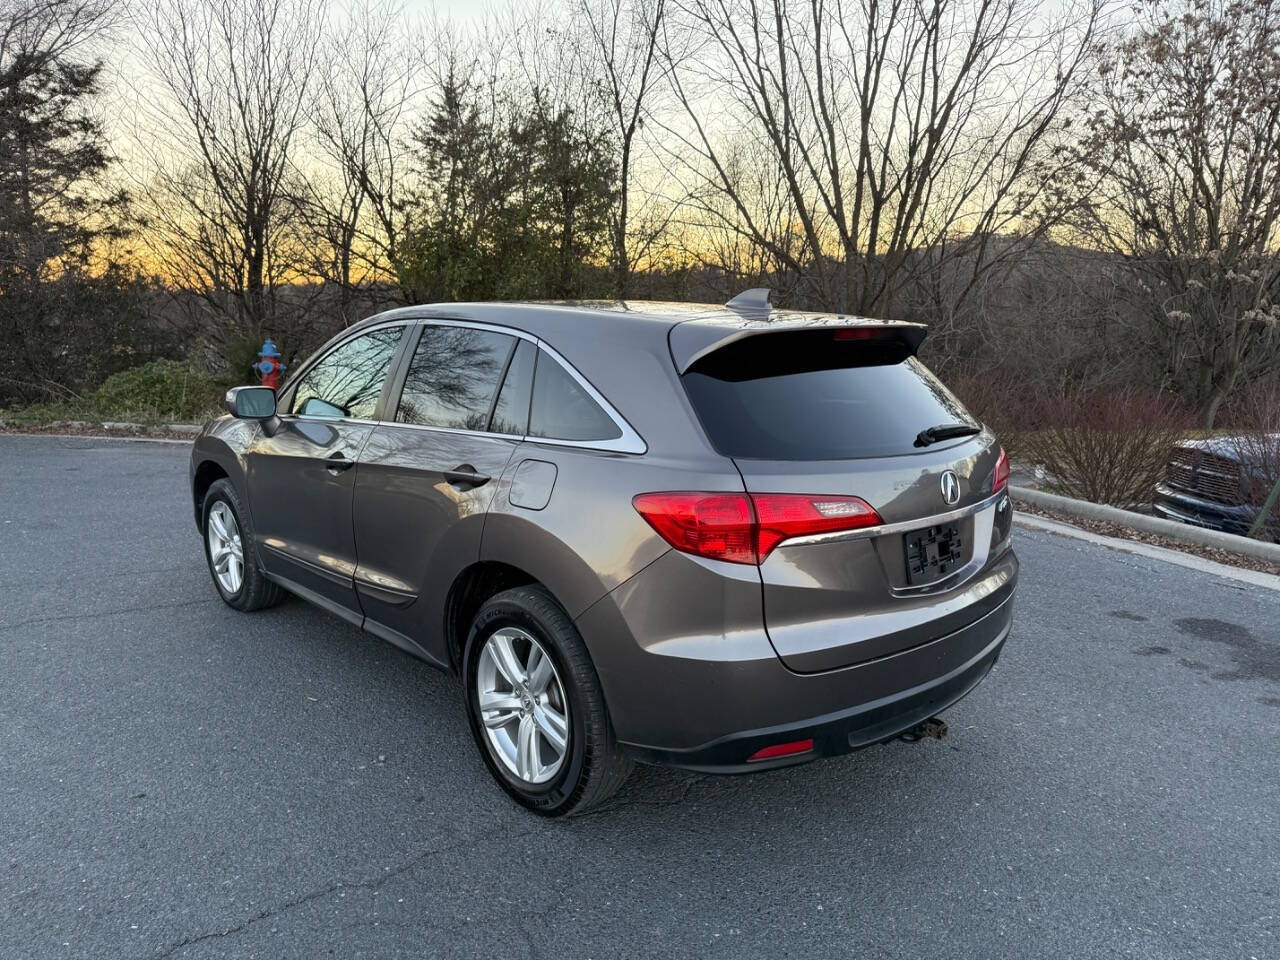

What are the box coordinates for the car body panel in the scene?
[352,422,518,661]
[189,419,257,528]
[732,438,1009,671]
[480,445,739,619]
[243,417,376,620]
[574,542,1015,756]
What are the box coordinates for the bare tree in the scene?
[134,0,324,366]
[577,0,667,299]
[0,0,112,87]
[661,0,1101,316]
[1065,0,1280,428]
[309,0,420,308]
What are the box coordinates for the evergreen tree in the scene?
[0,0,154,403]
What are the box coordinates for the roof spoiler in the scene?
[671,293,928,373]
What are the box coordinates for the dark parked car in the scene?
[190,294,1017,815]
[1155,435,1280,540]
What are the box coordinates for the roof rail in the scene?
[725,288,772,311]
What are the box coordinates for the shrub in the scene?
[948,368,1040,459]
[1022,387,1190,506]
[84,360,227,421]
[2,360,227,424]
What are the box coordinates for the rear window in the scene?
[682,331,977,460]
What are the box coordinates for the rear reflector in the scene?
[992,447,1010,494]
[747,739,815,762]
[633,492,882,565]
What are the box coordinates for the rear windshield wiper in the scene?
[915,423,981,447]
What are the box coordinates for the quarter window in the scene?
[396,326,516,430]
[528,350,622,442]
[290,327,403,419]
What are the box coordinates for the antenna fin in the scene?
[725,288,772,311]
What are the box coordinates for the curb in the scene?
[1010,484,1280,565]
[1014,513,1279,591]
[1,419,203,436]
[0,432,193,445]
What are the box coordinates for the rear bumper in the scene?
[623,601,1010,773]
[574,546,1016,772]
[1153,482,1256,536]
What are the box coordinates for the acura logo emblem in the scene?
[940,470,960,505]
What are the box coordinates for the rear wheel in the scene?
[201,479,284,612]
[463,586,631,816]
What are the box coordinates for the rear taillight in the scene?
[632,491,882,565]
[631,492,757,564]
[992,447,1010,494]
[752,493,880,556]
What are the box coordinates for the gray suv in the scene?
[190,294,1017,816]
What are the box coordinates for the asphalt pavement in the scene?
[1,434,1277,960]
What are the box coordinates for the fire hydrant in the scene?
[252,338,286,389]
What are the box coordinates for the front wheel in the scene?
[201,478,284,612]
[463,586,631,816]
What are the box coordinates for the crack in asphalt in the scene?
[148,781,705,958]
[0,596,217,633]
[149,827,542,960]
[580,772,705,818]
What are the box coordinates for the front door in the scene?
[353,324,531,661]
[245,324,406,623]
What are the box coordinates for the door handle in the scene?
[325,451,356,474]
[444,464,491,489]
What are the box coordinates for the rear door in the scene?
[680,328,1011,673]
[247,324,406,622]
[351,323,530,660]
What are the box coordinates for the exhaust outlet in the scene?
[898,717,948,742]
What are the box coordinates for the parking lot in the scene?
[1,434,1277,959]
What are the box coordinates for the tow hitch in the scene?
[898,717,948,742]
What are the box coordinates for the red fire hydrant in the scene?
[252,338,286,389]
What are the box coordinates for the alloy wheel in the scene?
[476,627,570,785]
[207,501,244,595]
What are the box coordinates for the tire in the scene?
[201,478,285,612]
[463,585,632,817]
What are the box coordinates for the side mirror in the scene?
[225,386,277,419]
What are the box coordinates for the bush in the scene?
[86,360,226,421]
[948,368,1040,458]
[0,266,175,408]
[2,360,227,424]
[1022,387,1190,506]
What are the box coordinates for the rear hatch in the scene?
[675,319,1010,673]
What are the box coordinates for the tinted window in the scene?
[682,332,976,460]
[396,326,515,430]
[290,327,403,419]
[490,339,535,435]
[528,350,622,441]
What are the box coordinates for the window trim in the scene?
[274,315,646,453]
[277,319,415,424]
[381,318,647,454]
